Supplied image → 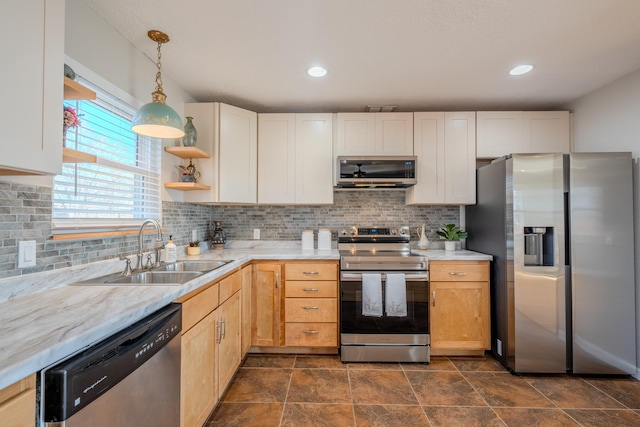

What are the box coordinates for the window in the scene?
[53,77,162,234]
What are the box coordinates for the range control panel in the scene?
[339,226,410,239]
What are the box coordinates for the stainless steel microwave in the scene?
[336,156,417,188]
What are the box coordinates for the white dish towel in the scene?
[385,273,407,317]
[362,273,383,317]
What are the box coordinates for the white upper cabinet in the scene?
[407,112,476,205]
[182,103,257,204]
[258,113,333,204]
[335,113,413,156]
[0,0,64,175]
[476,111,570,158]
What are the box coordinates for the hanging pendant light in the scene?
[132,30,185,139]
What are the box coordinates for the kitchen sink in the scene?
[74,259,232,286]
[155,260,232,272]
[75,270,204,286]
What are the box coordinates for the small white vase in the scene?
[444,241,456,251]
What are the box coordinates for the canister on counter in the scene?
[317,228,331,250]
[302,230,314,250]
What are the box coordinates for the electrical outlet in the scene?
[18,240,37,268]
[253,229,260,240]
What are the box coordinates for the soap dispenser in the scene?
[165,235,177,263]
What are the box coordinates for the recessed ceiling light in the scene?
[509,64,534,76]
[307,66,328,77]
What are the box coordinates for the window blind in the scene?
[53,77,162,233]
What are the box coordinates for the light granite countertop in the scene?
[0,242,491,389]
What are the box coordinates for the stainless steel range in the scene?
[339,226,429,363]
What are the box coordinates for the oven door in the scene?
[340,271,429,344]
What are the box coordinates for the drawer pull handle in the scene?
[303,330,319,334]
[303,306,319,310]
[303,288,319,292]
[432,290,436,307]
[303,271,319,275]
[449,272,467,276]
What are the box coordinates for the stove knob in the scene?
[398,228,406,236]
[339,229,347,236]
[349,229,356,236]
[391,229,397,235]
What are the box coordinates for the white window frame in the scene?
[52,60,162,235]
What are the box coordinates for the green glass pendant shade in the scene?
[132,101,185,139]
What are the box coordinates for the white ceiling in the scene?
[82,0,640,113]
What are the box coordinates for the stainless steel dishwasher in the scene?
[41,304,181,427]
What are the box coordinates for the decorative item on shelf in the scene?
[417,223,430,249]
[177,159,201,182]
[64,63,76,80]
[131,30,184,139]
[187,240,200,256]
[436,223,468,251]
[63,106,80,147]
[182,116,197,146]
[211,220,226,250]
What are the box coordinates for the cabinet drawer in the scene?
[285,262,337,281]
[284,298,337,323]
[181,283,219,332]
[285,280,337,298]
[219,271,241,303]
[429,261,489,282]
[285,323,338,347]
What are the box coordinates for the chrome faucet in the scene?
[136,219,164,270]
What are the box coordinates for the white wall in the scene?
[569,69,640,157]
[569,68,640,377]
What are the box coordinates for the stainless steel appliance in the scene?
[336,156,417,188]
[466,152,636,374]
[41,304,182,426]
[339,226,430,362]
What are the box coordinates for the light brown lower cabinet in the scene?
[178,269,242,427]
[240,265,252,357]
[251,262,282,347]
[429,260,490,356]
[0,374,36,427]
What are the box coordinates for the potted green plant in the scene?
[187,240,200,256]
[436,224,468,251]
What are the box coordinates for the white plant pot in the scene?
[444,241,457,251]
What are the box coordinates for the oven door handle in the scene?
[340,272,429,282]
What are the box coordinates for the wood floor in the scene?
[205,353,640,426]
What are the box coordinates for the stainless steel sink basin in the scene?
[108,271,203,284]
[154,260,232,273]
[75,270,203,286]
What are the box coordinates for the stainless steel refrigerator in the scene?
[466,153,636,374]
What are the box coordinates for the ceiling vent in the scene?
[367,105,397,112]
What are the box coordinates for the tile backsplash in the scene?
[0,181,458,278]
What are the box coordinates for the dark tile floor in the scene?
[206,354,640,426]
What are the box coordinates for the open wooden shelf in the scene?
[164,182,211,191]
[64,77,96,100]
[164,146,210,159]
[62,147,97,163]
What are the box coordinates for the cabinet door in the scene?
[218,292,241,395]
[375,112,414,155]
[0,374,36,427]
[430,281,490,352]
[521,111,570,153]
[334,113,376,155]
[241,265,252,357]
[406,112,445,204]
[252,263,282,347]
[219,103,258,203]
[295,114,333,204]
[258,114,296,203]
[181,311,217,427]
[0,0,63,175]
[444,112,476,204]
[476,111,523,158]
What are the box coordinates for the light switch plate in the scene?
[18,240,36,268]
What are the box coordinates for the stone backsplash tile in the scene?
[0,181,459,278]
